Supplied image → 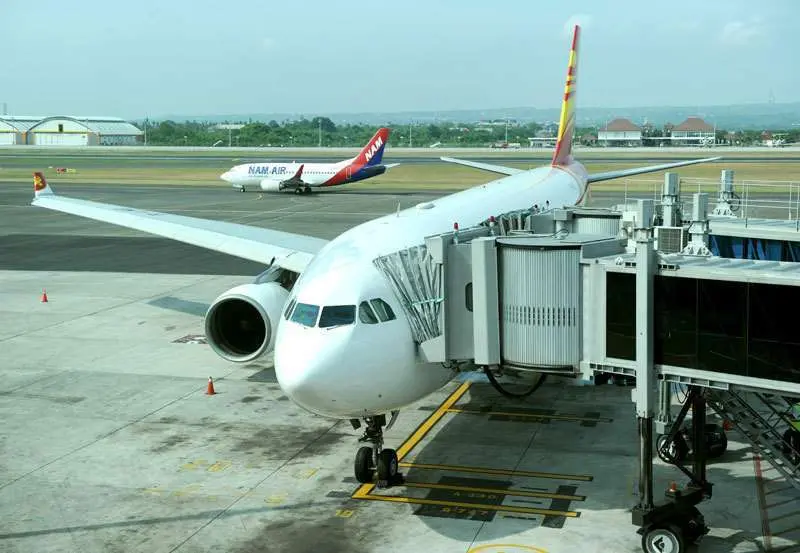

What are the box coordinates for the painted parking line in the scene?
[446,408,613,424]
[400,481,585,501]
[398,462,593,482]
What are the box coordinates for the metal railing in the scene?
[601,177,800,222]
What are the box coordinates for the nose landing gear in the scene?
[351,414,403,488]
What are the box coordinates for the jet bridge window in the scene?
[319,305,356,328]
[290,303,320,328]
[369,299,396,322]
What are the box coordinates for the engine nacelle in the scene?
[260,179,284,192]
[204,281,289,363]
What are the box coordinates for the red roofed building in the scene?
[670,117,715,146]
[597,118,641,146]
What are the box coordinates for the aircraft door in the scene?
[346,166,352,180]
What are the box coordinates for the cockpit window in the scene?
[290,303,319,327]
[358,301,378,324]
[319,305,356,328]
[369,299,396,322]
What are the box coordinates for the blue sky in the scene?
[2,0,797,118]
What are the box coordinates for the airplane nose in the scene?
[273,327,350,416]
[220,171,233,183]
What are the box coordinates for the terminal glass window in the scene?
[369,299,396,322]
[697,279,746,375]
[654,276,697,368]
[290,303,319,328]
[748,283,800,382]
[605,271,636,360]
[359,301,379,324]
[319,305,356,328]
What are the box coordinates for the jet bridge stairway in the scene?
[706,390,800,492]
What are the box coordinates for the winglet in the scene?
[552,25,580,167]
[33,171,54,198]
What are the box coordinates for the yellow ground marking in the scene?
[468,545,548,553]
[294,468,319,479]
[265,493,288,505]
[335,509,355,518]
[353,381,471,497]
[350,490,579,518]
[401,481,585,501]
[447,408,612,423]
[398,462,593,482]
[207,460,231,472]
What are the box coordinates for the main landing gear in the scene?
[351,414,403,488]
[293,186,312,195]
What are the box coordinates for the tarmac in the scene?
[1,182,797,553]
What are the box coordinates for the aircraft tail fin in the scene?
[354,127,390,167]
[33,172,54,197]
[552,25,580,167]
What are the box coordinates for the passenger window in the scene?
[359,301,378,324]
[290,303,320,327]
[319,305,356,328]
[283,298,296,320]
[369,298,396,322]
[465,283,473,312]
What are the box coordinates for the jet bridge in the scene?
[372,170,800,553]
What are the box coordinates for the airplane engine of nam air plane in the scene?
[259,179,285,192]
[204,280,290,363]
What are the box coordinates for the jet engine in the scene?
[204,281,289,363]
[260,179,284,192]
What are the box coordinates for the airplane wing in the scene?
[439,156,524,176]
[586,156,722,183]
[30,173,326,274]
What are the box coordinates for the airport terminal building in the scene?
[0,115,143,146]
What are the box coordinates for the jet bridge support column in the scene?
[632,199,711,552]
[632,199,657,511]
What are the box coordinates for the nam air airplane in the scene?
[32,25,719,485]
[220,127,398,194]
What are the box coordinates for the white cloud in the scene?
[564,14,592,37]
[719,18,766,46]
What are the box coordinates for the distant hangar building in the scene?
[0,116,143,146]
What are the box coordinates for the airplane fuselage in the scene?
[222,160,387,190]
[274,161,588,419]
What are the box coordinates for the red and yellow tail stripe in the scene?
[552,25,580,166]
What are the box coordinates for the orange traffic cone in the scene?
[206,376,216,395]
[40,289,48,303]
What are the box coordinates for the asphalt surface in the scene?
[0,183,448,273]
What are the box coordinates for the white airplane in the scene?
[31,25,720,485]
[220,127,399,194]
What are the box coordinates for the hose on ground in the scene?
[483,365,547,399]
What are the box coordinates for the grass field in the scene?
[1,148,799,193]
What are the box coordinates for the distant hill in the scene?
[153,102,800,130]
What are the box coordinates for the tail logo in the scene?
[34,172,46,191]
[364,136,384,163]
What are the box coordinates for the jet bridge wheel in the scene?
[641,524,686,553]
[354,446,374,483]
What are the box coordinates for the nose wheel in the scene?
[351,414,403,488]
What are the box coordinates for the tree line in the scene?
[136,116,800,148]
